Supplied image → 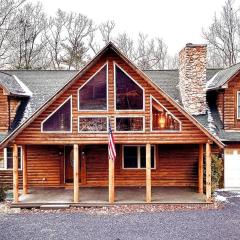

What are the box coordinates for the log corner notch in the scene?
[206,142,212,202]
[109,157,115,204]
[13,144,19,203]
[73,144,79,203]
[146,143,151,203]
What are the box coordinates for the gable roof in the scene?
[207,62,240,90]
[0,42,224,148]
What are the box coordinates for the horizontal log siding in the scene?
[0,87,9,132]
[223,73,240,129]
[0,148,23,188]
[26,145,62,187]
[14,49,209,145]
[85,144,199,187]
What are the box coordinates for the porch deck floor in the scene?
[18,187,206,205]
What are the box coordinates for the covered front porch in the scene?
[11,142,212,205]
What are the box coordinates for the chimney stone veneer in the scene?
[179,43,207,115]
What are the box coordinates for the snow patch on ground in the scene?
[215,194,228,202]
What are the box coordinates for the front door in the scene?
[65,146,74,183]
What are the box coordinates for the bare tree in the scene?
[0,0,25,66]
[203,0,240,67]
[99,20,115,44]
[62,12,94,69]
[8,2,48,69]
[45,9,67,69]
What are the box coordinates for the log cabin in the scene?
[1,41,238,206]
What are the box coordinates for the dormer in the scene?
[0,72,32,133]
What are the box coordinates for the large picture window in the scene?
[123,145,155,169]
[78,64,107,110]
[116,117,144,132]
[0,147,22,170]
[115,65,144,110]
[42,96,72,132]
[151,97,181,131]
[78,117,108,132]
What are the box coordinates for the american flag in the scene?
[108,122,116,160]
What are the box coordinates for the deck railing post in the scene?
[198,144,204,194]
[22,145,28,195]
[206,142,212,202]
[73,144,79,203]
[146,143,151,203]
[13,144,19,203]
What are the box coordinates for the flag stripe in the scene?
[108,123,116,160]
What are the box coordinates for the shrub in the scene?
[0,184,8,202]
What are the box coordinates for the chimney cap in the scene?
[185,43,207,48]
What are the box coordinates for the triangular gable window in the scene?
[78,64,107,110]
[151,96,181,131]
[115,65,144,110]
[42,96,72,132]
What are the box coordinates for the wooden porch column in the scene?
[146,143,151,203]
[109,157,115,203]
[13,144,19,203]
[198,144,204,194]
[206,142,212,202]
[73,144,79,203]
[22,145,28,195]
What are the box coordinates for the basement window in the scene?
[42,96,72,132]
[123,145,155,169]
[0,147,22,170]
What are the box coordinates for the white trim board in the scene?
[41,95,73,133]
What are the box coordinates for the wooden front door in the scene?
[65,146,74,183]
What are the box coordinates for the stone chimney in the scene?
[179,43,207,115]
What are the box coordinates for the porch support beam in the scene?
[146,143,151,203]
[22,145,28,195]
[198,144,204,194]
[206,142,212,202]
[73,144,79,203]
[109,157,115,203]
[13,144,19,203]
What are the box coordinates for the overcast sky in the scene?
[33,0,233,55]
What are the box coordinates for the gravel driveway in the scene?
[0,191,240,240]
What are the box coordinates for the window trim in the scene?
[41,95,72,133]
[77,62,108,112]
[237,91,240,119]
[0,146,23,170]
[122,145,156,170]
[114,62,145,112]
[114,116,145,133]
[150,95,182,132]
[78,116,109,133]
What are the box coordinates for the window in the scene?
[0,147,22,170]
[151,97,181,131]
[42,96,72,132]
[237,91,240,119]
[123,145,155,169]
[116,117,144,132]
[78,64,107,110]
[115,65,144,110]
[78,117,108,132]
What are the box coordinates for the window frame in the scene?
[41,95,72,133]
[114,116,145,133]
[0,146,23,170]
[237,91,240,119]
[77,62,108,112]
[78,116,109,133]
[150,95,182,132]
[122,145,156,170]
[114,62,145,112]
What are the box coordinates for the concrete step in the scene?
[40,204,70,210]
